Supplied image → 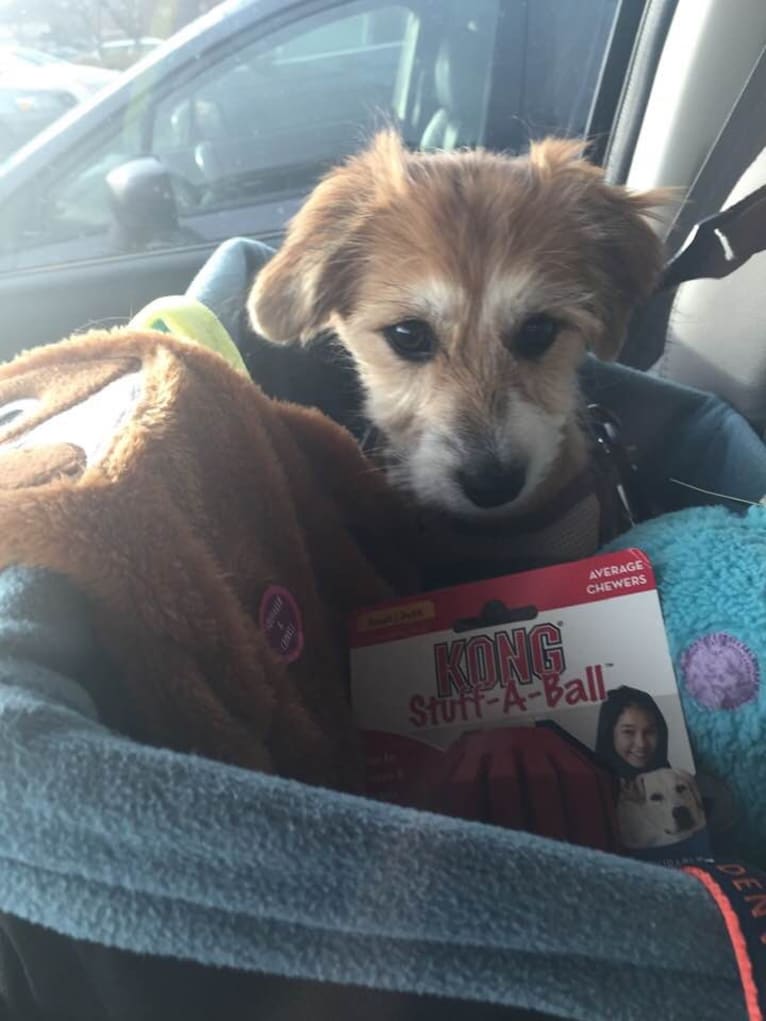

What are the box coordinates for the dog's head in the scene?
[618,768,706,848]
[249,132,663,517]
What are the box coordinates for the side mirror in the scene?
[106,157,181,250]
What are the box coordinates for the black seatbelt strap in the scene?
[657,182,766,292]
[621,43,766,369]
[663,43,766,257]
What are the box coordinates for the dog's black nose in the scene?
[457,460,526,509]
[672,805,694,830]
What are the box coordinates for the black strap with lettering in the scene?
[683,861,766,1021]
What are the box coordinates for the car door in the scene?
[0,0,622,358]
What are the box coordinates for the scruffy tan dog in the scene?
[250,132,663,520]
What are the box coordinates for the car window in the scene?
[1,0,618,271]
[525,0,618,138]
[1,107,143,262]
[5,0,423,267]
[150,4,415,215]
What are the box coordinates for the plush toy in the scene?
[129,294,249,376]
[0,326,423,790]
[609,505,766,867]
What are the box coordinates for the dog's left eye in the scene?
[383,320,437,361]
[511,314,560,359]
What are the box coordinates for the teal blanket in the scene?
[0,567,744,1020]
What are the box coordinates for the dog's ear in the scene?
[619,776,646,803]
[585,182,668,359]
[528,138,668,360]
[248,131,408,343]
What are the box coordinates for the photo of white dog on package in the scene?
[617,768,707,851]
[595,685,710,859]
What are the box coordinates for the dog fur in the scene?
[249,133,664,519]
[617,768,706,850]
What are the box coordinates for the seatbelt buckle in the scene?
[587,404,649,527]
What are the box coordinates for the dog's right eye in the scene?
[382,320,437,361]
[511,314,560,359]
[650,793,664,802]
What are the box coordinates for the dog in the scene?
[249,132,664,519]
[617,768,707,850]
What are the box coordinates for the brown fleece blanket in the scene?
[0,330,605,787]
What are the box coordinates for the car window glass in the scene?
[0,107,144,266]
[0,0,619,270]
[4,0,421,266]
[524,0,618,138]
[150,3,425,217]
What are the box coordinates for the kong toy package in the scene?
[350,549,710,862]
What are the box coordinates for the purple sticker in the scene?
[259,585,304,664]
[681,633,759,710]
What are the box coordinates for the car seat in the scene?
[419,28,489,151]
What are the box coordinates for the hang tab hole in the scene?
[0,398,39,432]
[453,601,539,633]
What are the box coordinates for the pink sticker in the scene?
[259,586,304,664]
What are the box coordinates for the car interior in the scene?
[1,1,766,1018]
[613,0,766,433]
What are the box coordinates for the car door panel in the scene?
[0,244,217,355]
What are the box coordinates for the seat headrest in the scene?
[433,26,490,127]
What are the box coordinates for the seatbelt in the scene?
[663,42,766,256]
[657,182,766,292]
[621,43,766,369]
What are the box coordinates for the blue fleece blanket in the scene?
[609,505,766,867]
[0,566,745,1020]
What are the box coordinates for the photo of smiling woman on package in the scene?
[596,686,709,860]
[595,685,669,778]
